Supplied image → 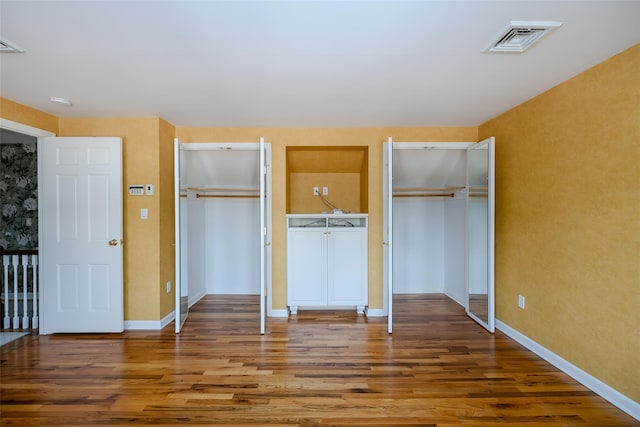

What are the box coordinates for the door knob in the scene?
[108,239,119,246]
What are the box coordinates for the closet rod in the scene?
[188,186,258,192]
[196,194,260,199]
[393,193,455,198]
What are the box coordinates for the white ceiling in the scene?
[1,1,639,128]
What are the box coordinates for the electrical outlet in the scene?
[518,295,525,309]
[323,186,328,195]
[166,281,172,293]
[313,186,319,195]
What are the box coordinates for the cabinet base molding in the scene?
[288,305,367,315]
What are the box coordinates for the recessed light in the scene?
[50,97,73,107]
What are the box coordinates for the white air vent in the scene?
[0,37,25,53]
[485,21,562,53]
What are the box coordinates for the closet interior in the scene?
[392,144,468,303]
[176,142,271,333]
[388,139,494,332]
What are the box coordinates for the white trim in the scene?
[364,308,387,317]
[188,290,206,308]
[0,118,55,137]
[496,319,640,421]
[125,310,175,330]
[392,141,474,150]
[179,142,260,151]
[268,309,289,318]
[444,291,465,308]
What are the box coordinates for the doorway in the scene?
[174,141,272,334]
[0,119,53,333]
[383,138,495,333]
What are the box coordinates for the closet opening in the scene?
[384,139,495,333]
[175,141,271,334]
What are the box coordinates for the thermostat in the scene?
[129,185,144,196]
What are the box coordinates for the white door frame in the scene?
[383,137,393,333]
[465,137,495,332]
[386,140,496,334]
[175,141,272,334]
[0,119,54,334]
[174,138,187,333]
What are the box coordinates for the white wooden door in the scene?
[383,137,394,333]
[259,137,269,334]
[287,229,327,307]
[327,228,367,306]
[466,137,495,332]
[174,138,188,333]
[40,137,123,333]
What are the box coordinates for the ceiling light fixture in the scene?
[50,97,73,107]
[0,37,26,53]
[484,21,563,53]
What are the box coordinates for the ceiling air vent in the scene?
[0,37,25,53]
[484,21,562,53]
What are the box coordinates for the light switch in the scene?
[140,208,148,220]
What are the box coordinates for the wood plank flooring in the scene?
[1,294,637,426]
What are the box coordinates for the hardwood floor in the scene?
[1,294,637,426]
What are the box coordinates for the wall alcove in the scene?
[286,146,368,214]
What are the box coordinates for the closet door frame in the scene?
[383,138,393,333]
[175,141,272,334]
[174,138,188,333]
[465,137,495,332]
[386,141,490,333]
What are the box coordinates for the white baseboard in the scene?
[160,310,175,329]
[496,319,639,421]
[124,310,175,331]
[188,290,207,308]
[444,291,465,308]
[364,308,387,317]
[268,309,289,318]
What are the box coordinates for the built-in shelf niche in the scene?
[286,146,368,214]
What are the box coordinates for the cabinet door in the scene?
[287,230,326,306]
[327,229,367,305]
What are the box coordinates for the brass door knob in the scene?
[108,239,119,246]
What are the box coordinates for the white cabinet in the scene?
[287,214,368,314]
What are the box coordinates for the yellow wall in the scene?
[0,98,58,134]
[479,44,640,401]
[158,119,176,317]
[289,173,362,213]
[175,127,477,309]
